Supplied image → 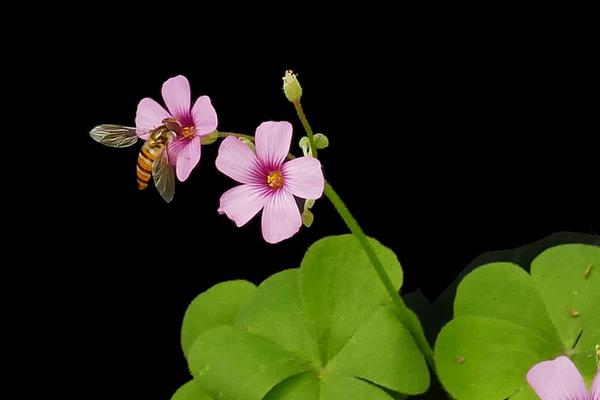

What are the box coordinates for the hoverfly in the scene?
[90,118,182,202]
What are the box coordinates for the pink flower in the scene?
[216,121,324,243]
[135,75,218,181]
[527,356,599,399]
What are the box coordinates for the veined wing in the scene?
[152,148,175,203]
[89,125,147,148]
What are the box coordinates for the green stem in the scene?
[323,182,435,367]
[293,102,318,158]
[215,126,435,367]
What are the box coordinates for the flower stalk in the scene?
[323,181,434,366]
[214,117,436,366]
[293,101,318,158]
[92,72,436,369]
[293,98,435,367]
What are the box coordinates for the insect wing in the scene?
[89,125,144,148]
[152,148,175,203]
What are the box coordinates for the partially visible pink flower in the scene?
[216,121,324,243]
[136,75,218,181]
[527,356,600,399]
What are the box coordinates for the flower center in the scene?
[182,126,196,138]
[267,170,284,189]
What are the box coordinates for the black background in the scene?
[60,12,598,399]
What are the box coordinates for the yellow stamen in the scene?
[267,171,284,189]
[182,126,196,138]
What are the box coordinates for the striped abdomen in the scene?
[136,142,163,190]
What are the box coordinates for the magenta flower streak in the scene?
[216,121,324,243]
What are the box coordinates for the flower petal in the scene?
[282,157,324,199]
[219,184,268,227]
[167,138,184,167]
[526,356,588,400]
[261,190,301,244]
[592,370,600,400]
[161,75,191,121]
[216,137,260,184]
[192,96,218,135]
[169,136,201,182]
[255,121,292,167]
[135,97,171,139]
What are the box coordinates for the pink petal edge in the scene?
[261,190,301,244]
[215,137,260,184]
[282,157,325,199]
[191,96,218,135]
[526,356,589,400]
[255,121,293,167]
[170,136,201,182]
[135,97,171,139]
[161,75,191,121]
[219,184,268,227]
[591,370,600,400]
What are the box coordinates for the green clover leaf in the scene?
[171,280,257,400]
[178,235,430,400]
[435,244,600,399]
[181,280,257,358]
[171,380,213,400]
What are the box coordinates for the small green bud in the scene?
[283,70,303,103]
[313,133,329,149]
[200,131,219,145]
[299,134,328,157]
[302,199,315,227]
[302,208,314,228]
[240,137,256,151]
[299,136,312,156]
